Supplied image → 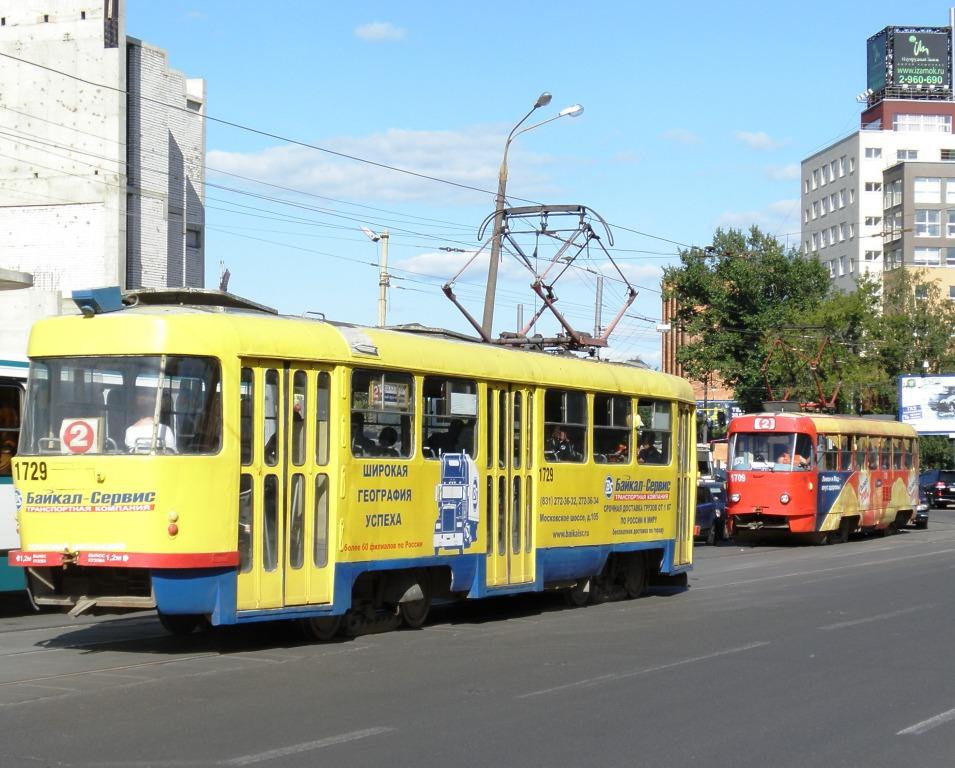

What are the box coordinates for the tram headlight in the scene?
[168,523,179,537]
[730,493,740,503]
[780,493,791,505]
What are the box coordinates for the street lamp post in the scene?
[361,226,390,327]
[480,93,583,338]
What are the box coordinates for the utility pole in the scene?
[361,227,390,327]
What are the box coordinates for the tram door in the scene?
[486,386,535,588]
[673,404,695,567]
[236,362,336,611]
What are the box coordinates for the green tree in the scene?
[664,227,831,412]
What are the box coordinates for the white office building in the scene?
[802,103,955,294]
[0,0,205,359]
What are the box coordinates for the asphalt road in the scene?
[1,511,954,768]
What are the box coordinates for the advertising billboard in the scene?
[898,374,955,434]
[892,29,951,88]
[866,26,952,95]
[867,29,888,92]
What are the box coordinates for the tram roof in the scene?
[731,411,915,437]
[27,303,695,402]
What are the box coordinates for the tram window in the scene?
[238,474,253,573]
[513,392,522,469]
[422,376,477,459]
[636,399,671,465]
[291,371,307,467]
[497,476,506,556]
[20,355,221,456]
[852,436,864,471]
[314,473,329,568]
[525,476,532,553]
[817,435,834,471]
[839,435,854,471]
[868,439,879,471]
[512,476,522,554]
[543,389,587,463]
[794,434,813,469]
[525,392,533,469]
[485,389,493,470]
[316,372,330,466]
[0,383,21,477]
[903,438,914,470]
[891,438,902,470]
[485,476,493,549]
[594,393,631,464]
[264,370,279,466]
[498,391,506,468]
[263,474,278,572]
[289,474,305,569]
[351,369,413,458]
[240,368,254,466]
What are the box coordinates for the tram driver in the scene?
[125,391,177,452]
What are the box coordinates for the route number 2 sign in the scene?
[59,418,103,454]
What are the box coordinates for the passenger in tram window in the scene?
[351,412,374,456]
[609,440,628,463]
[549,426,577,461]
[0,437,15,476]
[377,426,399,457]
[637,431,663,464]
[125,391,177,452]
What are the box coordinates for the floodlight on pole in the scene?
[361,226,390,326]
[481,94,584,338]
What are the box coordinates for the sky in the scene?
[125,0,953,367]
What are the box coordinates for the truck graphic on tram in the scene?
[434,453,479,554]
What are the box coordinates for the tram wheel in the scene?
[564,578,591,607]
[158,612,204,636]
[301,615,342,642]
[399,579,432,629]
[623,554,646,599]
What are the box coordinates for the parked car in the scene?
[913,486,929,530]
[695,479,727,545]
[920,469,955,509]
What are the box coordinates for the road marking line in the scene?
[517,641,769,699]
[897,706,955,735]
[222,727,395,765]
[0,653,217,687]
[818,604,932,631]
[690,546,955,592]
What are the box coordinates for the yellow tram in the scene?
[12,288,696,637]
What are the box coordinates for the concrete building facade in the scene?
[801,98,955,300]
[0,0,204,359]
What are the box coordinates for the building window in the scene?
[864,147,882,159]
[848,255,854,274]
[865,216,882,227]
[943,149,955,161]
[838,256,846,276]
[864,181,882,192]
[839,223,847,242]
[849,157,856,173]
[812,170,819,189]
[915,177,942,203]
[812,201,819,219]
[829,193,837,210]
[914,247,942,266]
[185,227,202,249]
[884,179,903,207]
[849,188,856,203]
[893,114,952,133]
[915,209,941,237]
[886,211,903,240]
[838,189,846,208]
[848,223,855,238]
[947,248,955,266]
[915,286,928,300]
[811,233,818,251]
[804,179,809,194]
[948,211,955,238]
[897,149,918,160]
[826,260,834,277]
[186,99,202,112]
[864,250,881,261]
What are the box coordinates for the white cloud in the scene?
[764,163,800,181]
[734,130,786,151]
[355,21,406,42]
[716,198,800,239]
[662,128,702,145]
[208,127,557,204]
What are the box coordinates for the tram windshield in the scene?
[729,431,813,471]
[20,355,221,456]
